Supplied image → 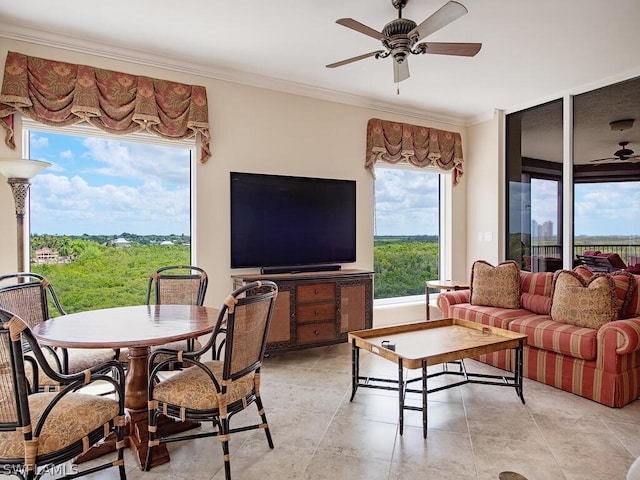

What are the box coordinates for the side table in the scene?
[425,279,469,320]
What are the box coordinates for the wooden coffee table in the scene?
[348,318,527,438]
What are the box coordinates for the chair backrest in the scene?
[0,308,32,434]
[146,265,208,306]
[0,273,65,332]
[215,281,278,382]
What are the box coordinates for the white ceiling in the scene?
[1,0,640,127]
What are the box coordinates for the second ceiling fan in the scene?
[326,0,482,83]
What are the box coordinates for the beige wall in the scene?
[0,38,475,323]
[465,111,503,271]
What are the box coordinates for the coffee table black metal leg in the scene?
[350,339,359,401]
[398,358,404,436]
[515,340,525,404]
[422,360,428,438]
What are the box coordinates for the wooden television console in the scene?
[231,269,373,354]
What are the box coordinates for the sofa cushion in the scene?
[521,292,552,315]
[508,316,598,360]
[520,271,553,296]
[574,267,636,319]
[551,270,617,329]
[451,303,538,330]
[470,260,520,309]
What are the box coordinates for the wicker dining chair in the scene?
[118,265,209,366]
[145,280,278,480]
[0,273,117,391]
[0,307,127,480]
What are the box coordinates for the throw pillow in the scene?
[573,267,635,318]
[520,292,552,315]
[551,270,617,329]
[625,274,640,318]
[470,260,520,309]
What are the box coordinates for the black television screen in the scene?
[230,172,356,271]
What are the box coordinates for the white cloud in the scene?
[374,168,439,236]
[29,136,191,235]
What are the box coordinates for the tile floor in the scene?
[38,343,640,480]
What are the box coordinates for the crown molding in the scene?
[0,22,472,127]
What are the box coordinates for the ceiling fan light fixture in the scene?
[609,119,634,131]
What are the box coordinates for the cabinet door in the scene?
[340,284,367,333]
[267,290,291,343]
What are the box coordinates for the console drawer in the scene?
[297,302,335,323]
[297,283,335,302]
[297,322,335,344]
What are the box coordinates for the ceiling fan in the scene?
[326,0,482,83]
[590,141,640,164]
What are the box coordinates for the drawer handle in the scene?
[314,289,320,295]
[314,330,319,335]
[314,310,319,315]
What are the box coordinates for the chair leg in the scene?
[255,395,274,449]
[116,422,127,480]
[144,408,158,471]
[219,417,232,480]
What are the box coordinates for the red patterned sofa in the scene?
[437,262,640,407]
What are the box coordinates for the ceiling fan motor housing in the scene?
[382,18,418,63]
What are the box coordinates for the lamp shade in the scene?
[0,158,51,180]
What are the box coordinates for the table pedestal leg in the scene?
[76,345,200,469]
[125,346,170,469]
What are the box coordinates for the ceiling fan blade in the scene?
[336,18,391,42]
[417,42,482,57]
[407,1,469,42]
[326,50,385,68]
[393,59,410,83]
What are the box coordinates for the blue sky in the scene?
[26,130,639,238]
[374,168,439,236]
[28,131,191,236]
[521,178,640,237]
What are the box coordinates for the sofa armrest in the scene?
[597,317,640,355]
[437,289,471,317]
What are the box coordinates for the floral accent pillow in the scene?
[470,260,520,309]
[551,270,617,329]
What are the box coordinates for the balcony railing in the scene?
[529,244,640,266]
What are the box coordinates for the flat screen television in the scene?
[230,172,356,273]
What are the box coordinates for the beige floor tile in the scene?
[303,450,391,480]
[316,416,398,462]
[392,425,476,477]
[471,434,565,480]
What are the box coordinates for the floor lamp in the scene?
[0,158,51,272]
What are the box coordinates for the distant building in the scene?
[111,238,131,247]
[35,247,59,264]
[160,240,174,245]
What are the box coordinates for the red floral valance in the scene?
[366,118,463,184]
[0,51,210,162]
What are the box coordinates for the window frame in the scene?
[372,163,451,305]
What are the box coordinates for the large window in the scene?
[506,99,564,272]
[507,76,640,272]
[373,166,440,300]
[25,126,193,312]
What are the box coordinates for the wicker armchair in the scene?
[118,266,209,365]
[145,280,278,480]
[0,273,117,391]
[0,307,126,480]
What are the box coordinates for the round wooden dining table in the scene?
[33,304,219,469]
